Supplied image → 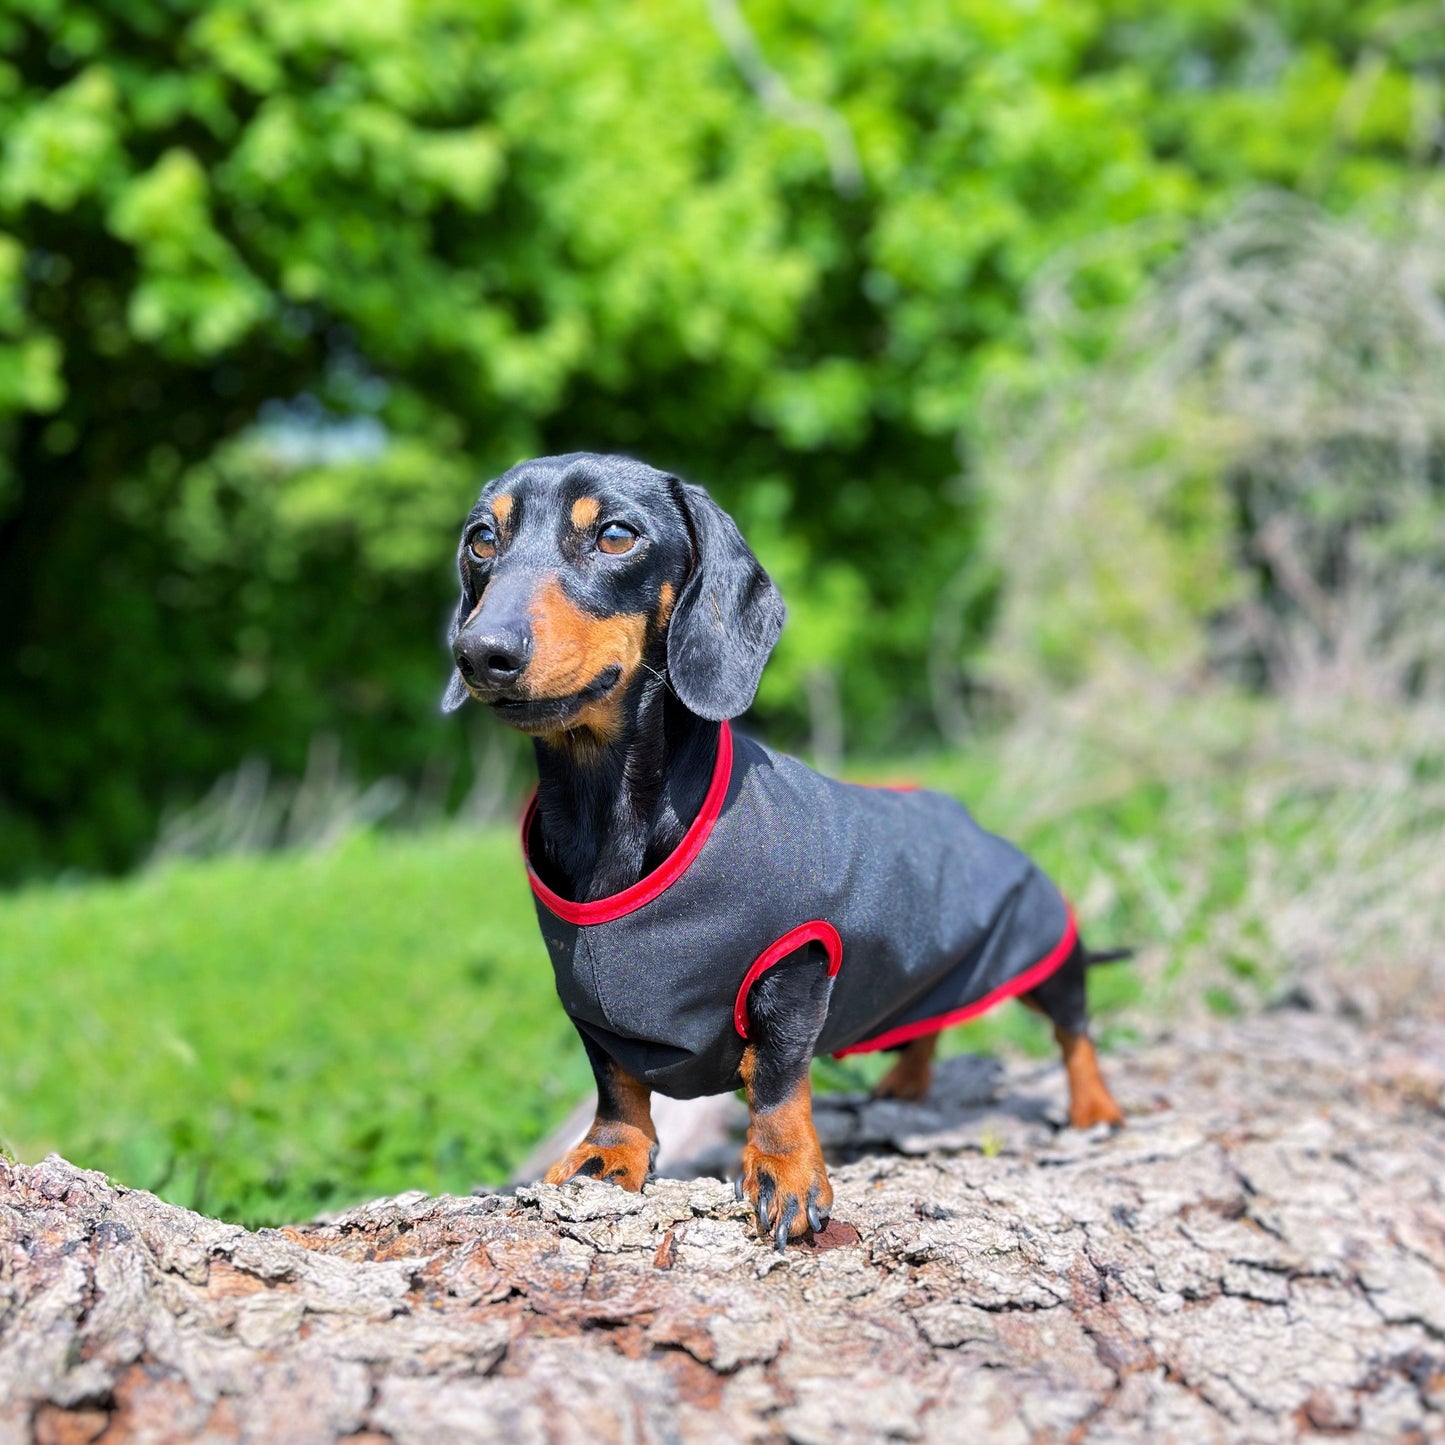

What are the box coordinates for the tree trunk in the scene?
[2,1007,1442,1443]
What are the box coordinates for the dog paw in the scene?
[543,1130,656,1191]
[736,1142,834,1251]
[1068,1090,1125,1131]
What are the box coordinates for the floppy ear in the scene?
[440,546,478,714]
[666,480,785,721]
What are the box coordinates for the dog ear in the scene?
[440,547,478,715]
[666,479,785,721]
[440,666,469,714]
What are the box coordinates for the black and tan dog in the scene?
[443,453,1124,1248]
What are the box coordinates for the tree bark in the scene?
[2,1007,1443,1443]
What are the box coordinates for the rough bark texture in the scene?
[3,1008,1443,1444]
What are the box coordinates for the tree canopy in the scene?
[1,0,1437,877]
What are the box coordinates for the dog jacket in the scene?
[524,721,1076,1100]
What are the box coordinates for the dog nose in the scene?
[455,627,530,690]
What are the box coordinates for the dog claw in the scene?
[774,1199,798,1252]
[806,1200,822,1233]
[733,1176,744,1202]
[754,1169,776,1235]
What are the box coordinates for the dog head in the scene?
[442,453,784,738]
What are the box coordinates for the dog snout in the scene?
[454,623,532,691]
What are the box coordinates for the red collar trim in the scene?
[522,719,734,926]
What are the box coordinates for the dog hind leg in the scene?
[871,1033,939,1101]
[1023,942,1125,1130]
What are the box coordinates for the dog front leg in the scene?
[544,1029,657,1191]
[736,948,834,1250]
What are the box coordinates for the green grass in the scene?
[0,829,592,1225]
[8,694,1412,1227]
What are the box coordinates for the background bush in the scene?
[3,0,1444,879]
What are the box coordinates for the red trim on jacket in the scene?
[522,720,734,926]
[831,904,1078,1057]
[734,920,844,1040]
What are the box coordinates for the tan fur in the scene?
[492,493,514,534]
[543,1126,654,1190]
[738,1047,832,1242]
[570,496,601,530]
[566,690,633,746]
[872,1033,938,1101]
[1055,1027,1125,1128]
[544,1061,657,1191]
[525,578,646,743]
[656,580,676,628]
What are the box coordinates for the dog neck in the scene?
[530,674,720,904]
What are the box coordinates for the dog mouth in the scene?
[487,665,623,732]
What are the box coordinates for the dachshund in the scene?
[443,453,1125,1249]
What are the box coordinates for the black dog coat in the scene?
[524,722,1076,1100]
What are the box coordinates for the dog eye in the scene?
[469,523,497,561]
[597,522,638,556]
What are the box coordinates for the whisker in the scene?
[639,660,679,700]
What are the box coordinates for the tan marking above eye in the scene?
[492,493,514,529]
[570,497,601,530]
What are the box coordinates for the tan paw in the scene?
[1069,1087,1125,1130]
[543,1128,656,1191]
[1057,1030,1125,1131]
[736,1141,834,1250]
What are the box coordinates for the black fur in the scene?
[439,497,488,715]
[742,945,835,1111]
[1024,941,1091,1037]
[441,454,789,905]
[532,691,716,903]
[1083,946,1133,966]
[664,479,786,723]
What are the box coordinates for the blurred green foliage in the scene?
[1,0,1438,877]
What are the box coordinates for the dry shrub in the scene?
[1227,702,1445,1019]
[961,687,1445,1025]
[978,190,1445,704]
[147,729,523,863]
[964,192,1445,1018]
